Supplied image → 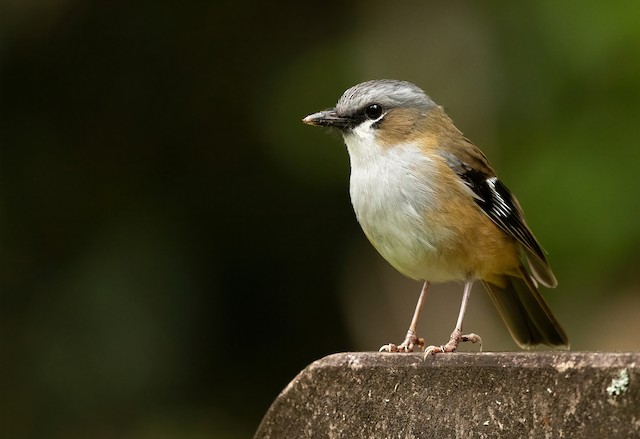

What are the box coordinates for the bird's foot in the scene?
[424,329,482,357]
[379,329,425,353]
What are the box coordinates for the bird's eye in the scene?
[364,104,383,120]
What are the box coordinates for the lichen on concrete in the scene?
[606,368,630,397]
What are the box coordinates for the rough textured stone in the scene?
[254,352,639,438]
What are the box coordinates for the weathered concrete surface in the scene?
[254,352,639,438]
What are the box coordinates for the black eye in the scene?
[364,104,383,120]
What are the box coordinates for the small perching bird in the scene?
[303,79,568,356]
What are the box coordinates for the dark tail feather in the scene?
[483,267,569,349]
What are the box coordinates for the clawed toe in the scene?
[424,345,443,356]
[423,330,483,358]
[379,330,425,353]
[379,343,400,352]
[461,332,482,351]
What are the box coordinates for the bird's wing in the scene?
[439,139,557,288]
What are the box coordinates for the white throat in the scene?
[342,125,455,280]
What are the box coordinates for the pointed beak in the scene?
[302,108,352,130]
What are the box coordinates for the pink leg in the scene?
[379,281,429,353]
[424,281,482,357]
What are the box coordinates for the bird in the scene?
[302,79,569,356]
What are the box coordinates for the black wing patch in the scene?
[440,150,555,286]
[457,168,546,262]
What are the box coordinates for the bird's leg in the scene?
[379,281,429,353]
[424,281,482,356]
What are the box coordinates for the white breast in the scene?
[344,127,459,281]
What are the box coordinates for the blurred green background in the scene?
[2,1,639,438]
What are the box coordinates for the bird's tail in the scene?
[483,267,569,349]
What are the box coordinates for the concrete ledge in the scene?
[254,352,639,438]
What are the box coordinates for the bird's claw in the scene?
[379,330,425,353]
[379,343,401,353]
[423,331,482,358]
[461,332,483,351]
